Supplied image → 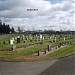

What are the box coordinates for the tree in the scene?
[11,27,15,33]
[0,20,11,34]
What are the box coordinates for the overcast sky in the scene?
[0,0,75,31]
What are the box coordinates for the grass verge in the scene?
[47,44,75,59]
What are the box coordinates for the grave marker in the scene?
[3,41,5,44]
[48,45,51,51]
[17,36,20,43]
[39,34,42,41]
[22,35,25,41]
[64,37,65,41]
[12,44,16,50]
[10,39,14,45]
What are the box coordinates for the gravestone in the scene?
[54,37,57,42]
[29,34,31,38]
[10,39,14,45]
[51,39,53,43]
[64,37,65,41]
[56,46,58,49]
[50,36,52,39]
[17,36,20,43]
[23,40,25,43]
[9,40,10,44]
[36,36,39,41]
[36,34,37,37]
[42,36,44,44]
[48,45,51,51]
[30,37,32,42]
[53,35,55,38]
[22,35,25,41]
[44,50,47,54]
[26,36,28,40]
[37,51,40,56]
[3,41,5,44]
[12,44,16,50]
[39,34,42,41]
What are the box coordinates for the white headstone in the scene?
[64,37,65,41]
[40,34,42,39]
[12,44,16,50]
[36,34,37,37]
[50,36,52,39]
[36,36,39,41]
[55,37,57,42]
[10,40,14,45]
[42,36,44,40]
[30,37,32,40]
[39,34,42,41]
[22,35,25,40]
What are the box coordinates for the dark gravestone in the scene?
[44,50,47,54]
[17,36,20,43]
[9,40,10,44]
[3,41,5,44]
[30,40,32,42]
[23,40,25,43]
[56,46,58,49]
[58,43,61,47]
[37,51,40,56]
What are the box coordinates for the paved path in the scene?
[0,54,75,75]
[39,54,75,75]
[0,59,57,75]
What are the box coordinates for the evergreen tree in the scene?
[11,27,15,33]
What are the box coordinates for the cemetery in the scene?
[0,33,75,61]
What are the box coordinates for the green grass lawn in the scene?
[47,44,75,59]
[0,34,75,51]
[0,44,48,61]
[0,34,75,61]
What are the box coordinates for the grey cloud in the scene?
[0,0,74,31]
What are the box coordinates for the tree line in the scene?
[0,20,15,34]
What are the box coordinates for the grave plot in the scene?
[0,34,75,61]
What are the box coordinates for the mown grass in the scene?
[47,44,75,58]
[0,44,48,61]
[0,34,75,61]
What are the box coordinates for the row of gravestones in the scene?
[21,34,73,43]
[37,45,51,56]
[3,34,74,51]
[4,34,74,45]
[3,34,71,46]
[3,36,21,45]
[22,34,45,42]
[37,40,75,56]
[50,35,75,43]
